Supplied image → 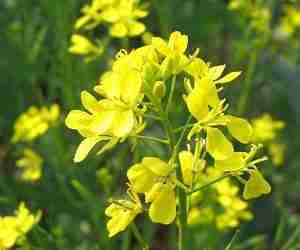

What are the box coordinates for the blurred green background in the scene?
[1,0,300,249]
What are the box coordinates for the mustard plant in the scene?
[65,31,272,250]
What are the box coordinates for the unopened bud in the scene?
[152,81,166,99]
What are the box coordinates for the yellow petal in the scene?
[149,185,176,224]
[208,65,225,80]
[206,127,233,160]
[168,31,188,54]
[243,170,271,200]
[215,152,247,172]
[214,71,242,84]
[226,115,253,143]
[65,110,92,130]
[106,209,134,237]
[179,151,194,186]
[74,137,102,162]
[184,58,209,78]
[121,70,142,107]
[142,157,171,177]
[184,88,209,121]
[152,37,170,56]
[110,22,128,38]
[127,164,156,193]
[96,72,122,99]
[195,77,220,108]
[111,110,135,137]
[100,8,120,23]
[81,91,102,114]
[89,110,116,135]
[74,15,91,29]
[128,21,146,36]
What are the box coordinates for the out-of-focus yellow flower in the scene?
[16,148,43,182]
[188,207,214,226]
[105,188,142,237]
[268,143,285,167]
[228,0,271,33]
[12,104,60,143]
[75,0,148,38]
[127,157,176,224]
[0,202,41,250]
[251,114,286,166]
[278,5,300,37]
[251,114,285,143]
[187,167,253,229]
[69,34,103,58]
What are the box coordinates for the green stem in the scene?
[130,223,149,250]
[188,174,230,195]
[134,135,169,145]
[166,75,177,115]
[160,75,188,250]
[237,50,258,115]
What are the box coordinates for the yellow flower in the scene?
[185,62,242,85]
[69,34,103,58]
[214,145,271,200]
[14,203,41,234]
[152,31,190,76]
[0,203,41,250]
[188,167,253,230]
[251,114,285,143]
[268,143,285,166]
[0,217,18,250]
[184,77,252,160]
[105,188,142,237]
[278,5,300,37]
[12,104,60,143]
[16,148,43,182]
[243,169,271,200]
[65,48,152,162]
[127,157,176,224]
[75,0,148,38]
[179,150,205,186]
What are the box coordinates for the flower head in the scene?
[12,104,60,143]
[105,188,142,237]
[16,148,43,182]
[0,203,41,250]
[75,0,148,38]
[127,157,176,224]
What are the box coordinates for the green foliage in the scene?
[1,0,300,249]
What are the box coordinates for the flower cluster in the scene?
[69,34,104,61]
[12,104,59,184]
[66,31,272,238]
[251,114,286,166]
[70,0,149,61]
[75,0,148,38]
[278,4,300,38]
[0,203,41,250]
[228,0,271,34]
[16,148,43,182]
[188,168,253,230]
[12,104,60,143]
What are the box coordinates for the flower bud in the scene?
[152,81,166,99]
[184,78,193,94]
